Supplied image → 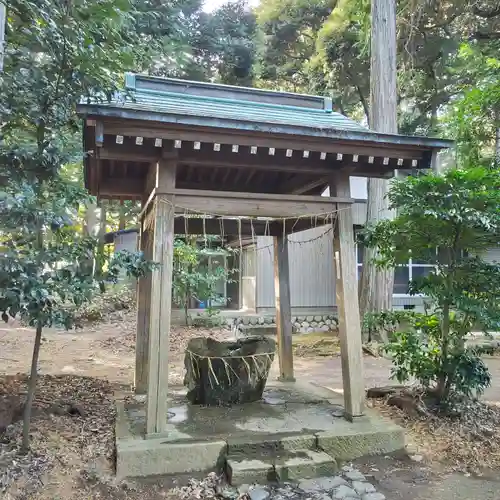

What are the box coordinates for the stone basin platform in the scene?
[115,381,404,481]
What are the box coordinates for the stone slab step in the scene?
[227,432,316,454]
[226,448,337,485]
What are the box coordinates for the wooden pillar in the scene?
[329,172,365,420]
[145,159,176,436]
[274,234,295,381]
[135,221,152,394]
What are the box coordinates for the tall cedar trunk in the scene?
[359,0,397,329]
[22,321,43,452]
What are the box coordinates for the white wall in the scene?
[256,226,336,309]
[114,231,139,253]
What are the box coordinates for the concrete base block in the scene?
[317,424,405,462]
[226,457,276,485]
[116,438,227,479]
[274,450,337,482]
[115,381,405,481]
[227,433,316,454]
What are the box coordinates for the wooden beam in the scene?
[135,223,152,394]
[94,141,405,179]
[171,216,329,236]
[158,188,350,218]
[279,175,328,195]
[329,172,365,420]
[138,187,156,221]
[101,121,424,160]
[146,159,176,436]
[98,148,158,163]
[100,178,143,197]
[274,235,294,381]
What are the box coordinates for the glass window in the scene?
[412,266,433,280]
[393,266,410,294]
[355,242,439,296]
[356,241,364,264]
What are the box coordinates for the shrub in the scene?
[364,167,500,403]
[362,310,417,343]
[384,314,491,400]
[74,284,136,324]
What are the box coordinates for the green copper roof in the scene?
[77,73,453,151]
[109,74,368,133]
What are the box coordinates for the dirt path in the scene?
[354,455,500,500]
[3,318,500,403]
[2,317,500,499]
[0,314,231,386]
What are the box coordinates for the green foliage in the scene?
[74,283,136,323]
[186,0,257,86]
[362,309,417,342]
[192,308,225,328]
[0,178,155,329]
[254,0,500,136]
[364,167,500,402]
[256,0,334,92]
[445,43,500,166]
[1,0,154,176]
[172,239,235,325]
[385,315,491,401]
[0,0,168,451]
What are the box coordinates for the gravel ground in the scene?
[173,467,388,500]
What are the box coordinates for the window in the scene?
[356,240,435,296]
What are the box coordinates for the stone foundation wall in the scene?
[226,314,339,334]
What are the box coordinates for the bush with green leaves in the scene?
[384,314,491,400]
[364,166,500,402]
[0,0,168,453]
[172,238,236,326]
[74,283,137,323]
[0,177,155,451]
[362,309,418,343]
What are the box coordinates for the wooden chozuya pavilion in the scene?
[77,74,451,438]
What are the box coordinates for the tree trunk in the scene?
[359,0,397,324]
[22,321,43,453]
[0,2,5,72]
[184,301,189,326]
[98,202,107,243]
[83,201,97,236]
[119,200,126,231]
[495,109,500,165]
[96,201,107,275]
[436,302,450,401]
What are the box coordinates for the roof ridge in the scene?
[131,86,344,116]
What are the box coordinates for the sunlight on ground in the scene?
[292,331,340,357]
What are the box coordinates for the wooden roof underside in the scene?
[84,119,437,202]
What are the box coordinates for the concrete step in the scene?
[227,432,316,454]
[226,448,337,485]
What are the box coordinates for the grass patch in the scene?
[292,332,340,357]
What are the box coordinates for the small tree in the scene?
[0,176,155,452]
[363,167,500,403]
[172,238,234,326]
